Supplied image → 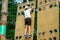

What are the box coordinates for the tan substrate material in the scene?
[37,0,59,40]
[14,0,36,40]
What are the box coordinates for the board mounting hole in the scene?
[39,8,41,11]
[38,32,41,35]
[31,3,34,6]
[19,36,22,39]
[42,32,45,35]
[27,4,30,7]
[49,38,52,40]
[49,30,53,34]
[44,0,47,3]
[54,4,57,7]
[23,6,25,8]
[49,4,53,8]
[18,12,20,15]
[16,36,18,39]
[19,6,22,9]
[31,9,34,12]
[54,29,57,32]
[44,39,46,40]
[21,11,24,15]
[53,37,56,40]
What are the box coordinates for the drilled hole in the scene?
[44,0,47,3]
[19,6,22,9]
[42,32,45,35]
[54,29,57,32]
[16,36,18,39]
[38,32,41,35]
[44,39,46,40]
[23,6,25,8]
[49,30,53,34]
[18,12,20,15]
[31,3,34,6]
[54,4,57,7]
[27,4,30,7]
[19,36,22,39]
[39,8,41,11]
[49,38,52,40]
[21,11,24,15]
[31,9,34,12]
[53,37,56,40]
[49,4,53,8]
